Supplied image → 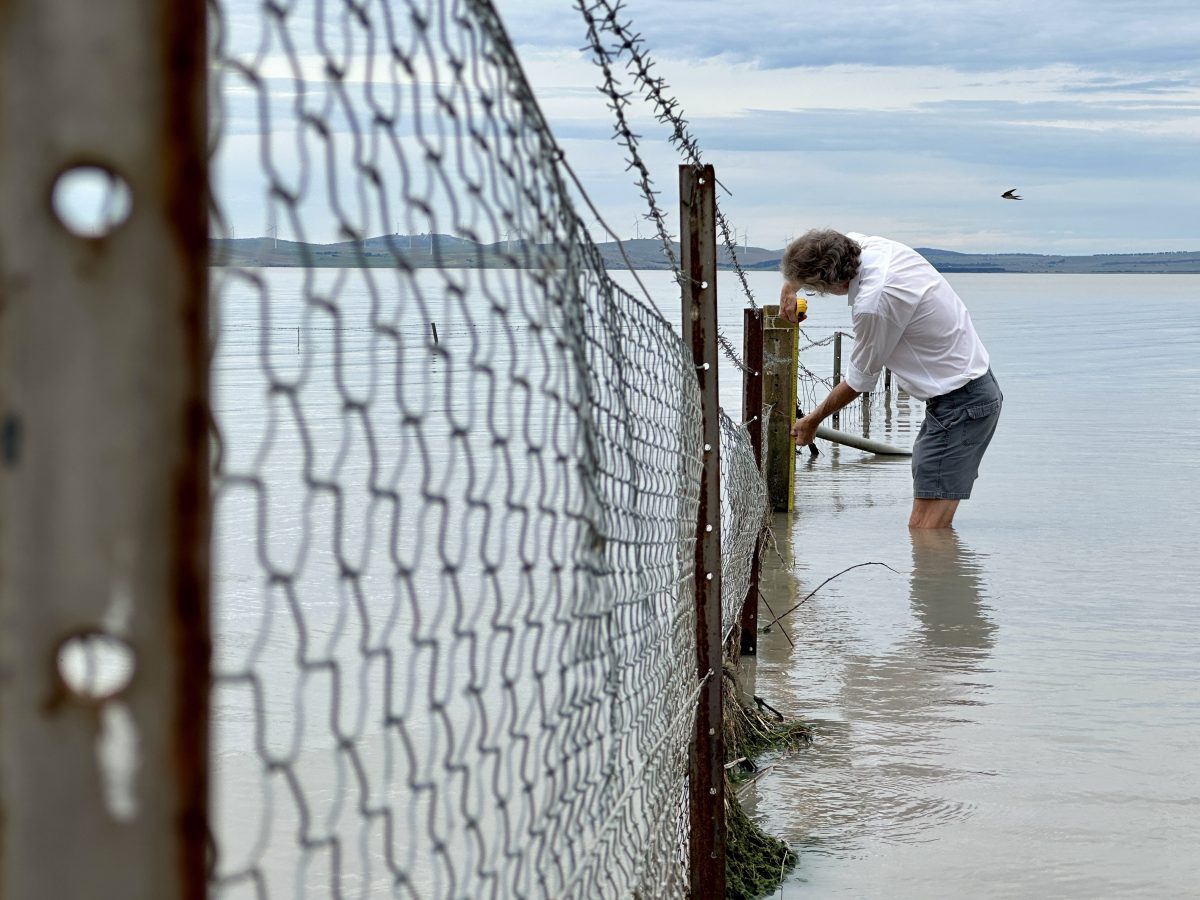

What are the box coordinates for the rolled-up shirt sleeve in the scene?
[846,309,905,393]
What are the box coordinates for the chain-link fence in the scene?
[718,411,767,644]
[207,0,764,896]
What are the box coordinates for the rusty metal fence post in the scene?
[680,164,726,897]
[739,308,764,655]
[0,2,210,898]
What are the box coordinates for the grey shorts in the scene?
[912,370,1002,500]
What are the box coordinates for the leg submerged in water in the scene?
[909,498,960,529]
[909,371,1002,528]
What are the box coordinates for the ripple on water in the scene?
[756,716,982,856]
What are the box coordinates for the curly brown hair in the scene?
[780,229,861,293]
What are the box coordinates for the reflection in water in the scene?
[909,529,996,666]
[757,526,998,856]
[702,273,1200,896]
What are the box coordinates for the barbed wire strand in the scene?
[574,0,753,376]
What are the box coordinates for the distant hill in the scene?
[913,247,1200,274]
[741,246,1200,274]
[210,234,527,270]
[211,236,1200,274]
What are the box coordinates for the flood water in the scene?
[211,265,1200,897]
[693,272,1200,898]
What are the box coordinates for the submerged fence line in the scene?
[792,326,925,440]
[569,0,866,455]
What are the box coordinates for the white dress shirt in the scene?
[843,232,990,401]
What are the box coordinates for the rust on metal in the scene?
[163,0,211,894]
[0,0,209,896]
[739,307,764,655]
[680,163,726,898]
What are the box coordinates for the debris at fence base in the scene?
[721,661,811,896]
[726,794,797,900]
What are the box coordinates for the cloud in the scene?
[1059,76,1196,94]
[208,0,1200,252]
[487,0,1200,251]
[497,0,1200,76]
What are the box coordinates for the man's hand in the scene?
[792,412,820,447]
[792,382,860,447]
[778,282,806,324]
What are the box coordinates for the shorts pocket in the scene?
[961,399,1001,446]
[923,405,953,433]
[966,399,1001,420]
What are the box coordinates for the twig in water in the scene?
[762,525,789,569]
[734,763,775,802]
[753,695,784,721]
[752,526,795,647]
[757,588,794,649]
[766,562,901,629]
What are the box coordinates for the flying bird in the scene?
[1002,189,1022,200]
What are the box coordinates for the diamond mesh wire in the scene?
[718,411,766,644]
[204,0,770,897]
[570,0,772,650]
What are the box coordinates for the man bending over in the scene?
[779,229,1002,529]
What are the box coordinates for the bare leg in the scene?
[909,498,960,529]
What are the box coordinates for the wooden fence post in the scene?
[762,305,798,512]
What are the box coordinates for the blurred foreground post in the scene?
[0,1,210,897]
[680,164,726,898]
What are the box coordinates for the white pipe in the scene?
[813,424,911,456]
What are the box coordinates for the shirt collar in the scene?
[845,232,887,309]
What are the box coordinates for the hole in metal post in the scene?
[56,632,142,821]
[51,166,133,238]
[57,631,136,701]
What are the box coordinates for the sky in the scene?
[212,0,1200,255]
[488,0,1200,253]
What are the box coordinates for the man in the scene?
[779,229,1002,529]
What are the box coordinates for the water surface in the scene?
[210,266,1200,897]
[707,273,1200,898]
